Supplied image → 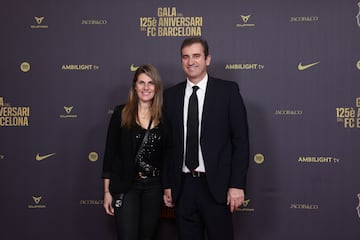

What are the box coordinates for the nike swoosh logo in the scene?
[130,64,139,72]
[36,153,56,161]
[298,61,320,71]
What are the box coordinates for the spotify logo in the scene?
[254,153,265,164]
[88,152,99,162]
[20,62,31,73]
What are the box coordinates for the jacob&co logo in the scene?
[290,203,319,210]
[290,16,319,22]
[30,16,48,29]
[274,109,303,116]
[81,19,107,25]
[28,196,46,209]
[80,199,103,205]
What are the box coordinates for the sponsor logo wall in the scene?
[1,0,359,240]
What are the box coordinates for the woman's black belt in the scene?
[137,169,160,179]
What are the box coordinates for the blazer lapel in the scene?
[174,82,186,143]
[201,77,216,138]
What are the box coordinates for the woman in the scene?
[102,64,165,240]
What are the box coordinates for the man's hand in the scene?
[163,188,175,207]
[227,188,245,213]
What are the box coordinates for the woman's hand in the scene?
[103,192,114,216]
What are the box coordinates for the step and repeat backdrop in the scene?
[1,0,360,239]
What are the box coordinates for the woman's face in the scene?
[135,73,156,103]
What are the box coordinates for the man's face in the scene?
[181,42,211,84]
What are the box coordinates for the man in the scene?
[162,37,250,240]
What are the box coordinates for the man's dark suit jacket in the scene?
[163,76,250,204]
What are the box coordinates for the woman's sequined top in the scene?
[134,123,163,174]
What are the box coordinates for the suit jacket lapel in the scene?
[201,77,215,138]
[175,82,186,144]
